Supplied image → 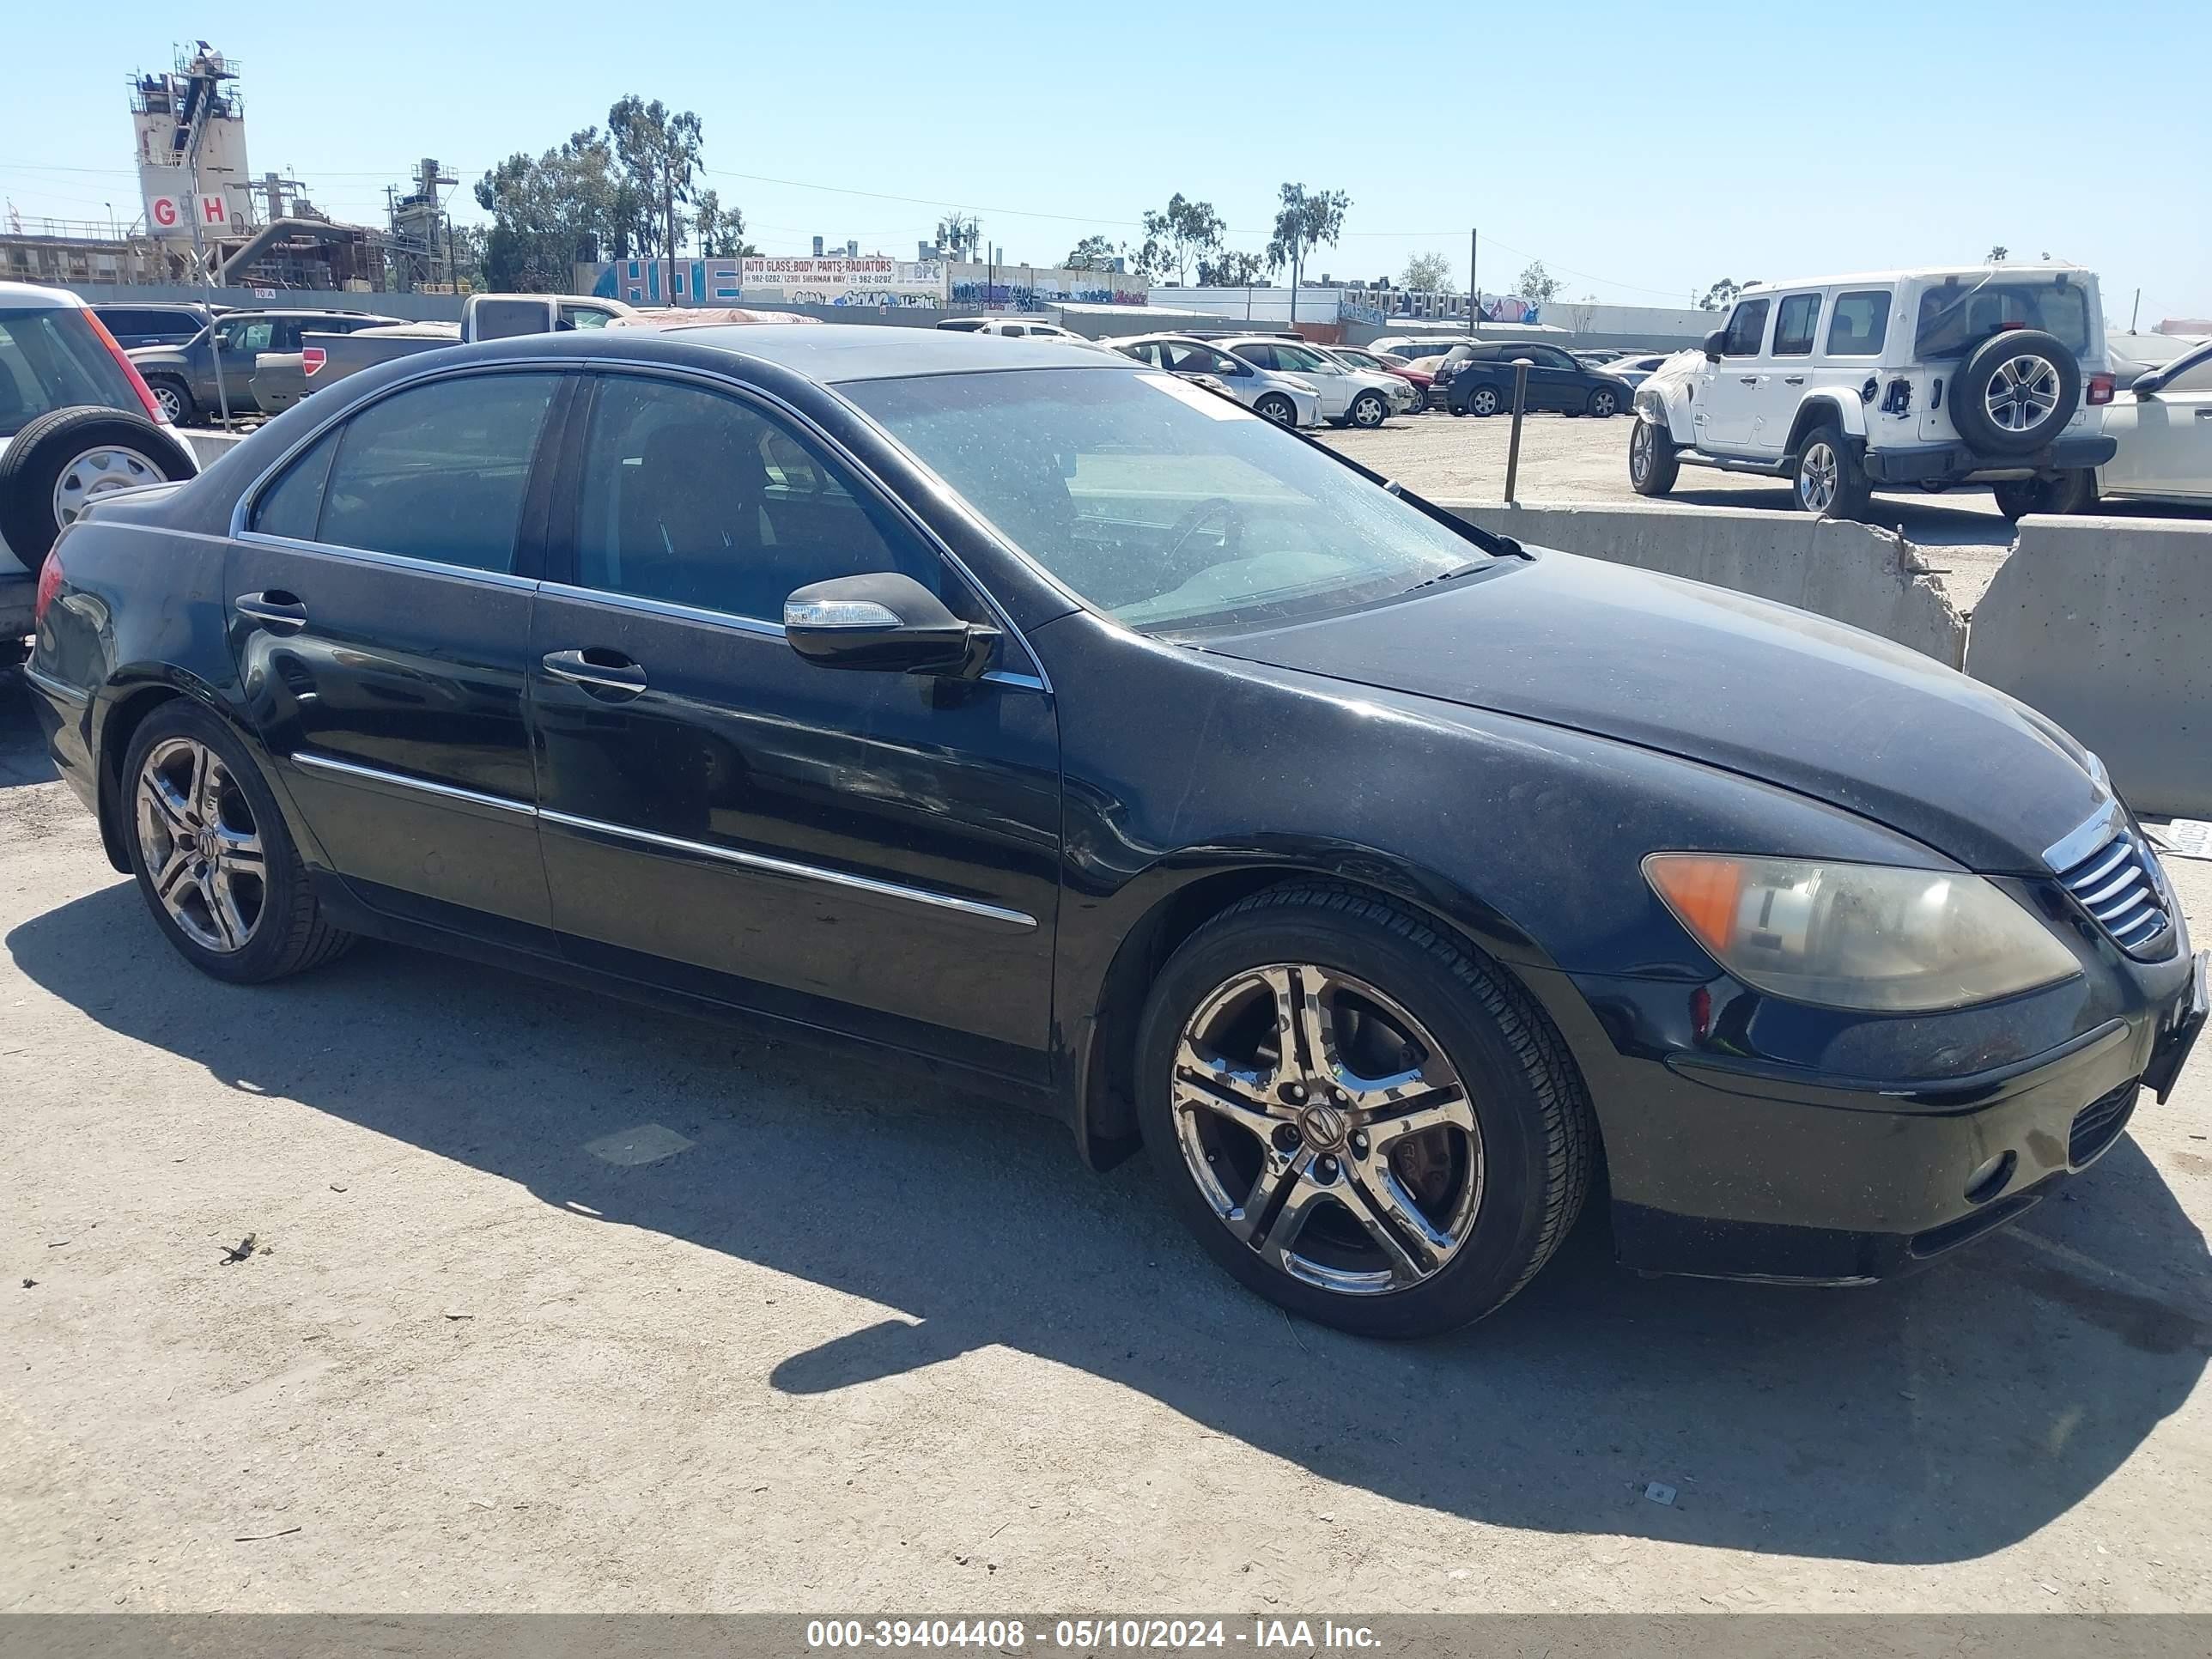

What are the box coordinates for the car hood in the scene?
[1205,550,2104,873]
[126,347,189,370]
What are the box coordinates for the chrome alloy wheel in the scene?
[54,446,163,529]
[1630,421,1656,483]
[135,738,265,954]
[1798,440,1839,512]
[1170,964,1482,1296]
[1986,354,2060,433]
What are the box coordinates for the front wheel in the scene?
[1136,884,1597,1339]
[1348,390,1389,429]
[121,702,356,984]
[1628,419,1680,497]
[1254,393,1297,427]
[1790,422,1872,520]
[1992,469,2097,522]
[144,375,196,426]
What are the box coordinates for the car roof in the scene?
[644,321,1128,382]
[0,281,86,310]
[1741,264,2091,295]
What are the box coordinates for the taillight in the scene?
[2087,373,2115,406]
[302,346,327,378]
[80,308,169,425]
[33,546,66,627]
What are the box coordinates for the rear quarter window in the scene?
[1824,291,1891,356]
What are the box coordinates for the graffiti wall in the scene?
[946,262,1147,311]
[590,256,946,307]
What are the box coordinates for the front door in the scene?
[1696,295,1771,451]
[528,370,1061,1079]
[2102,348,2212,502]
[224,367,568,936]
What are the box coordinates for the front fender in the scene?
[1635,377,1697,445]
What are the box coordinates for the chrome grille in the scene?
[2054,824,2172,955]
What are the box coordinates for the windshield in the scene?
[845,368,1486,634]
[0,307,144,438]
[1914,277,2094,360]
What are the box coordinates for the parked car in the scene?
[1441,341,1632,417]
[1594,352,1674,392]
[90,301,227,351]
[1630,264,2118,520]
[935,317,1091,345]
[28,325,2204,1338]
[1214,335,1404,428]
[1369,335,1467,366]
[1571,348,1626,369]
[128,308,404,424]
[1,281,197,595]
[2011,336,2212,516]
[1315,345,1426,414]
[251,294,637,416]
[1109,332,1322,427]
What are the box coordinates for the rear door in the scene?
[527,368,1061,1077]
[1754,291,1825,453]
[1517,344,1583,411]
[224,367,568,939]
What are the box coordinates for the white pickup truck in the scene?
[251,292,635,414]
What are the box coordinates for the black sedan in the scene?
[1441,340,1632,417]
[24,325,2206,1339]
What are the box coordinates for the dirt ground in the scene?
[2,682,2209,1614]
[1315,413,2208,617]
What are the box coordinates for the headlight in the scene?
[1284,378,1319,395]
[1643,854,2081,1012]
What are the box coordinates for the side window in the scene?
[219,318,276,356]
[1824,289,1892,356]
[2167,352,2212,395]
[1772,293,1822,356]
[1720,298,1771,357]
[1530,346,1577,370]
[1235,344,1279,371]
[317,372,561,572]
[248,428,341,541]
[559,305,615,331]
[572,374,935,623]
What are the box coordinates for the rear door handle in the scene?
[542,647,647,696]
[234,592,307,634]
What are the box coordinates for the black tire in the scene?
[1992,468,2097,522]
[1349,390,1389,429]
[0,407,196,577]
[1254,393,1297,427]
[1465,384,1501,417]
[1136,882,1597,1340]
[143,374,196,427]
[1950,329,2080,455]
[1790,422,1872,520]
[119,700,356,985]
[1586,386,1621,418]
[1628,418,1680,497]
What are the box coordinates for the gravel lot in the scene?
[3,679,2210,1614]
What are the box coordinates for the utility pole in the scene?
[1468,227,1479,336]
[2130,288,2142,332]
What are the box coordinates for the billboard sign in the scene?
[592,256,947,307]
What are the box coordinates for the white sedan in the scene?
[2099,337,2212,508]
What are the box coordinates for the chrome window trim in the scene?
[290,750,536,815]
[24,665,89,706]
[538,579,786,639]
[579,360,1054,695]
[289,748,1036,930]
[232,530,541,591]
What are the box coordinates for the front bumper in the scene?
[1536,936,2204,1286]
[1863,432,2118,485]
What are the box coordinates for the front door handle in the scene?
[1739,376,1761,386]
[234,592,307,634]
[1783,375,1806,386]
[542,647,647,696]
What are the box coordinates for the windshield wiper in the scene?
[1402,559,1493,593]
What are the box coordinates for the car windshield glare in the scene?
[847,368,1486,634]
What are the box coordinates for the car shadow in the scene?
[1668,484,2014,549]
[9,882,2209,1566]
[0,676,61,787]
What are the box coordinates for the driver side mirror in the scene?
[2130,369,2164,398]
[1701,329,1727,362]
[784,573,998,678]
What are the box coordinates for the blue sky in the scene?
[6,2,2209,321]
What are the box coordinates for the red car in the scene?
[1328,344,1436,406]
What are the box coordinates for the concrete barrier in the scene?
[1967,514,2212,817]
[1441,500,1967,667]
[183,431,246,468]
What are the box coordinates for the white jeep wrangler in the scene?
[1629,265,2117,521]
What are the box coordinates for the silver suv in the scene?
[1108,334,1322,428]
[1630,264,2117,520]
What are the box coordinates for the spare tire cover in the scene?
[1950,329,2080,455]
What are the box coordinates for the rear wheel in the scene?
[0,407,196,577]
[1465,385,1501,417]
[120,702,355,984]
[1137,884,1596,1339]
[1992,469,2097,521]
[1348,390,1389,428]
[1587,386,1620,418]
[1628,419,1680,497]
[1790,422,1872,520]
[1255,393,1297,427]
